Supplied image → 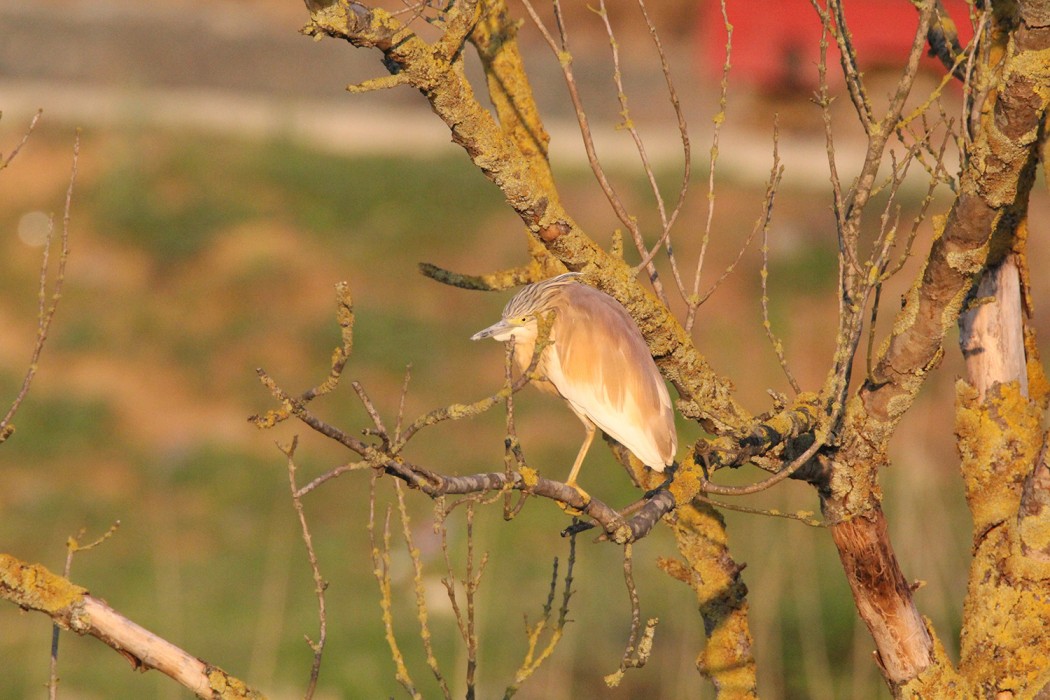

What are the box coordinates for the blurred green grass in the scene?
[0,125,972,699]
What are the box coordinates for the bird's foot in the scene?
[643,463,678,500]
[557,481,591,514]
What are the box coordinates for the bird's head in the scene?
[470,272,580,343]
[470,312,537,342]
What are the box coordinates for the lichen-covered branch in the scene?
[0,553,265,700]
[947,192,1050,696]
[659,503,757,696]
[824,1,1050,691]
[302,0,753,436]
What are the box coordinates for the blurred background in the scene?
[1,1,1044,698]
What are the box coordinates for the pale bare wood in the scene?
[829,510,932,683]
[0,553,264,699]
[959,255,1029,399]
[81,596,213,693]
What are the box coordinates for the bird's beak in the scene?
[471,319,510,341]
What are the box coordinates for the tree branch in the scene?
[0,553,265,699]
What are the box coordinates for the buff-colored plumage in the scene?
[471,273,676,487]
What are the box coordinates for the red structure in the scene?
[699,0,974,93]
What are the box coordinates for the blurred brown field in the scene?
[2,2,1048,698]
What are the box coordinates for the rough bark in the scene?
[949,215,1050,697]
[659,503,757,699]
[826,4,1050,692]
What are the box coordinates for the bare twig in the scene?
[294,460,371,497]
[394,364,413,445]
[604,543,657,687]
[755,123,799,394]
[48,522,121,700]
[629,0,692,278]
[685,0,732,331]
[282,438,328,700]
[418,262,539,291]
[504,529,576,698]
[502,340,530,520]
[394,480,452,699]
[435,498,481,697]
[830,0,874,129]
[519,0,668,306]
[0,109,42,172]
[693,494,825,527]
[368,473,421,699]
[0,127,76,445]
[248,282,354,430]
[591,0,691,280]
[700,434,826,497]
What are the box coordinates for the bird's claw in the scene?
[558,482,591,514]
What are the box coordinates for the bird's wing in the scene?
[547,285,676,469]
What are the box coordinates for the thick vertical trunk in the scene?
[955,249,1050,697]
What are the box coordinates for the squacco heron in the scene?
[471,273,677,489]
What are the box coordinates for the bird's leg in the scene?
[563,419,595,504]
[565,423,594,486]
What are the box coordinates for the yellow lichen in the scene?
[669,460,702,504]
[0,553,87,617]
[897,618,971,698]
[955,380,1041,533]
[518,465,539,488]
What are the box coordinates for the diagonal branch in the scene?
[0,554,265,699]
[303,0,755,435]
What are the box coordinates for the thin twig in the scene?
[695,121,782,309]
[394,364,413,445]
[630,0,692,278]
[282,438,328,700]
[604,543,657,687]
[756,124,799,394]
[294,460,371,498]
[48,521,121,700]
[518,0,668,306]
[693,494,825,527]
[502,340,529,520]
[463,502,484,698]
[249,282,354,430]
[701,434,825,497]
[0,109,43,172]
[1,128,76,444]
[504,529,576,698]
[394,480,452,699]
[369,472,422,699]
[685,0,733,331]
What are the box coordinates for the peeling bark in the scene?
[827,4,1050,692]
[829,509,932,684]
[960,256,1029,400]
